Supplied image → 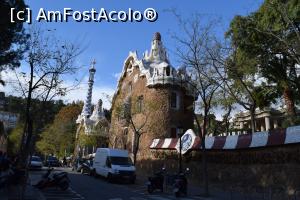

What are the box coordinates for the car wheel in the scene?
[58,180,69,191]
[147,185,154,194]
[91,169,97,178]
[107,173,113,183]
[130,178,136,184]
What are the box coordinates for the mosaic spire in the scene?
[82,59,96,117]
[149,32,168,62]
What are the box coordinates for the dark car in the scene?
[45,156,60,167]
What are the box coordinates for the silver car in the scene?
[30,156,43,169]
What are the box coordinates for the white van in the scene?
[92,148,136,183]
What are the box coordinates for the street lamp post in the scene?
[179,134,182,173]
[178,128,184,173]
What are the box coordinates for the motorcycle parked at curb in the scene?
[173,168,189,197]
[34,167,70,191]
[146,168,165,194]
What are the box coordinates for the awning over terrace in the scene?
[150,125,300,151]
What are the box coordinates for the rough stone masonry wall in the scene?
[109,65,172,151]
[110,62,194,159]
[136,145,300,195]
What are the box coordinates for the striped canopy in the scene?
[150,125,300,151]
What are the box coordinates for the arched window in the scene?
[171,92,177,108]
[137,95,144,113]
[166,66,170,76]
[128,82,132,93]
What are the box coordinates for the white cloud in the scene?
[0,70,26,97]
[63,82,114,110]
[113,72,122,80]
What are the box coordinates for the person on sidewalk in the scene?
[63,157,67,168]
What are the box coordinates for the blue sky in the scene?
[3,0,264,109]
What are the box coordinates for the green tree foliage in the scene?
[7,123,24,155]
[227,0,300,120]
[77,134,107,148]
[216,38,278,133]
[4,95,64,156]
[36,103,82,157]
[0,0,28,73]
[3,95,64,126]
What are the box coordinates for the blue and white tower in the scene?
[81,59,96,117]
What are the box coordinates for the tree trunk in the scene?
[202,113,209,197]
[18,62,34,200]
[201,139,209,197]
[19,62,34,166]
[249,105,256,134]
[224,107,232,135]
[193,112,209,196]
[133,133,140,165]
[283,87,296,117]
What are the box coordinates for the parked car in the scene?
[92,148,136,183]
[30,156,43,170]
[45,156,60,167]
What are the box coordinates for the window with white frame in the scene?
[170,92,180,109]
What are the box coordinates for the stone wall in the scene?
[109,59,194,156]
[136,145,300,196]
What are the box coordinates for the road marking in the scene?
[41,187,85,200]
[148,195,174,200]
[133,189,147,193]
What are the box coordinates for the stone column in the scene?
[240,122,244,129]
[265,116,271,131]
[260,123,265,131]
[273,119,278,129]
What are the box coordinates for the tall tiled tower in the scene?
[81,60,96,117]
[75,60,110,156]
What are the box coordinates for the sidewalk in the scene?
[0,174,45,200]
[135,174,243,200]
[135,174,290,200]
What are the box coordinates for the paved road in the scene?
[30,168,211,200]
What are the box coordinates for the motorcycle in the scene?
[76,160,93,175]
[173,168,189,197]
[146,168,165,194]
[34,168,70,191]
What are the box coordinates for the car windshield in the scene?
[109,156,132,166]
[48,157,58,161]
[31,157,42,162]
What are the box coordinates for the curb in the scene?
[31,186,46,200]
[29,176,46,200]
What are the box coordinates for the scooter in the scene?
[34,168,70,191]
[146,168,165,194]
[173,168,189,197]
